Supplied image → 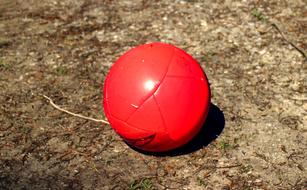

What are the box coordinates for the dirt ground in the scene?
[0,0,306,189]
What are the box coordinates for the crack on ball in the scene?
[153,95,167,132]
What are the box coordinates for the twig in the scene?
[271,22,306,59]
[287,152,304,161]
[216,164,242,169]
[42,95,110,124]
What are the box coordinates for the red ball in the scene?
[103,42,210,152]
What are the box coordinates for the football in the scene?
[103,42,210,152]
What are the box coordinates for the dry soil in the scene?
[0,0,306,189]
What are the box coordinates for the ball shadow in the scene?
[129,103,225,156]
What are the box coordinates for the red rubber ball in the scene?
[103,42,210,152]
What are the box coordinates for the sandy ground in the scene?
[0,0,306,189]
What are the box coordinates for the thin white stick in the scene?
[42,95,110,125]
